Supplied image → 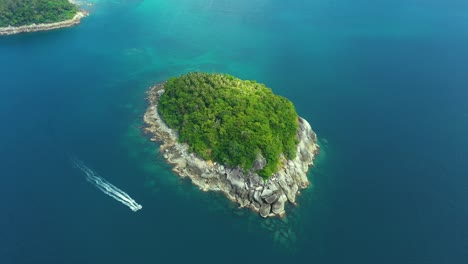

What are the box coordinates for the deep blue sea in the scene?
[1,0,468,263]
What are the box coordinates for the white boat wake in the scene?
[72,159,142,212]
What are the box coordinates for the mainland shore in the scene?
[143,82,320,218]
[0,11,88,36]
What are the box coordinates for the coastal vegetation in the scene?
[0,0,78,27]
[158,72,299,179]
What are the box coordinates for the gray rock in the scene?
[260,203,271,218]
[272,198,285,214]
[267,181,279,192]
[253,191,262,204]
[252,174,264,186]
[248,189,254,200]
[261,188,274,198]
[264,193,279,204]
[200,172,212,179]
[226,169,245,189]
[252,201,261,209]
[252,154,266,170]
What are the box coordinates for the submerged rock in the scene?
[143,82,319,218]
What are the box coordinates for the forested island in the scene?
[158,73,299,179]
[0,0,86,35]
[144,73,319,218]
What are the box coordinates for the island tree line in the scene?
[158,72,299,179]
[0,0,78,27]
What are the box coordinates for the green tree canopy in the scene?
[0,0,78,27]
[158,72,299,179]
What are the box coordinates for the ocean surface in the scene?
[1,0,468,263]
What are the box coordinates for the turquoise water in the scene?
[1,0,468,263]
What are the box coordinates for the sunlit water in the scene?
[1,0,468,263]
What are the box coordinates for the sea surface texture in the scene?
[1,0,467,263]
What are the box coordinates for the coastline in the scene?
[144,82,320,218]
[0,11,88,36]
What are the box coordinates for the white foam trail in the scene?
[72,159,142,212]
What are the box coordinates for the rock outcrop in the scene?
[0,11,88,36]
[144,82,319,218]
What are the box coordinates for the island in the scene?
[144,72,319,218]
[0,0,87,36]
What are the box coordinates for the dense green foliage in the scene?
[0,0,78,27]
[159,73,299,179]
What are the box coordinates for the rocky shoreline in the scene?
[144,82,320,218]
[0,11,88,36]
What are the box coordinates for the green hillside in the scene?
[158,72,299,179]
[0,0,78,27]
